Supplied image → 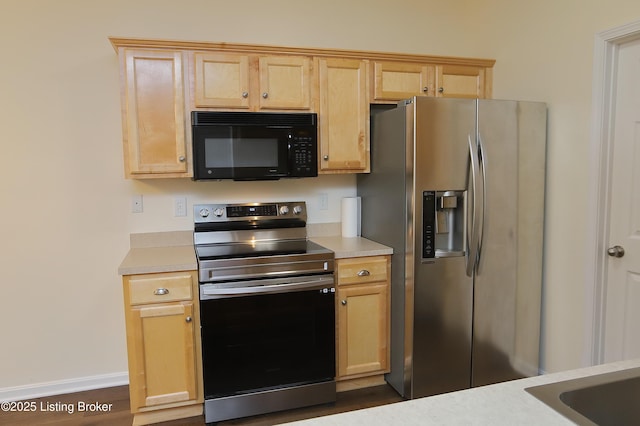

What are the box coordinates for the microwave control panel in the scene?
[290,134,317,177]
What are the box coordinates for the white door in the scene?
[603,37,640,362]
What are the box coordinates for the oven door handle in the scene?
[200,276,335,299]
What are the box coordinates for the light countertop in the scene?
[282,358,640,425]
[118,245,197,275]
[118,231,393,275]
[310,236,393,259]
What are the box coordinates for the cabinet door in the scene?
[128,302,198,412]
[436,64,486,98]
[372,61,435,101]
[317,58,370,173]
[122,49,189,177]
[193,52,251,108]
[337,283,389,378]
[258,56,311,110]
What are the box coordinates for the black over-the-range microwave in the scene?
[191,111,318,181]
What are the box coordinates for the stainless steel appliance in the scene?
[191,112,317,180]
[193,201,336,423]
[358,97,547,399]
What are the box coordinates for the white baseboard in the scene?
[0,372,129,402]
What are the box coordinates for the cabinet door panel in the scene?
[194,52,250,108]
[373,61,435,101]
[337,283,389,377]
[259,56,311,110]
[436,65,485,98]
[124,49,188,176]
[318,58,369,173]
[129,303,197,411]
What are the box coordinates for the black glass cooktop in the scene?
[195,239,330,261]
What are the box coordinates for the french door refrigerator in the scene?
[358,96,546,399]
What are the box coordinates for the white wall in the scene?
[2,0,640,394]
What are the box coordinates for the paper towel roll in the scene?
[341,197,361,238]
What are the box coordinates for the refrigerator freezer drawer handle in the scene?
[466,134,481,277]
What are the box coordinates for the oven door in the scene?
[192,124,290,180]
[199,274,335,399]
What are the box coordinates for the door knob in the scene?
[607,245,625,258]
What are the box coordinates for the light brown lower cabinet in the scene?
[122,271,203,426]
[120,257,391,421]
[335,256,391,390]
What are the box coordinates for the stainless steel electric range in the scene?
[193,201,336,424]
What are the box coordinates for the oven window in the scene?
[205,137,279,168]
[200,287,335,398]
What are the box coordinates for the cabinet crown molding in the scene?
[108,36,495,68]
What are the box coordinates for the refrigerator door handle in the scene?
[476,134,487,271]
[466,134,482,277]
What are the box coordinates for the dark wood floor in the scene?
[1,384,403,425]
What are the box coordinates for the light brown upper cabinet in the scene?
[192,52,312,111]
[118,48,190,178]
[372,61,492,102]
[436,64,488,99]
[110,38,494,179]
[372,61,436,101]
[317,58,370,173]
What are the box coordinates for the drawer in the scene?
[337,256,389,286]
[128,272,193,305]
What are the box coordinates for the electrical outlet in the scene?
[319,193,328,210]
[132,194,143,213]
[174,197,187,217]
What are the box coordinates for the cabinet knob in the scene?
[341,300,347,306]
[178,156,185,162]
[438,87,444,93]
[242,91,249,98]
[262,92,269,99]
[185,316,192,323]
[323,155,329,161]
[422,86,429,93]
[153,288,169,296]
[357,269,371,277]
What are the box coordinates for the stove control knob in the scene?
[199,208,210,218]
[213,208,224,217]
[293,205,303,215]
[279,205,290,215]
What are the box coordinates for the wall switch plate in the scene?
[132,194,143,213]
[174,197,187,217]
[319,193,329,210]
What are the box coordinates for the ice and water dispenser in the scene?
[422,190,466,260]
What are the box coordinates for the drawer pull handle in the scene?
[154,288,169,296]
[357,270,370,277]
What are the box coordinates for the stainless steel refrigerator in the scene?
[358,96,546,399]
